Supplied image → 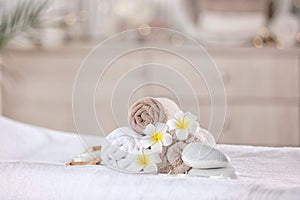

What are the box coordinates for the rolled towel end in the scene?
[128,97,180,135]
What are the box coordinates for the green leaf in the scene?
[0,0,47,50]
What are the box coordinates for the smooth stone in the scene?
[195,128,216,147]
[188,165,238,179]
[182,143,230,169]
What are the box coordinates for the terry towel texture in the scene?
[128,97,180,134]
[1,117,300,200]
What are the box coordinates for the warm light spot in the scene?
[138,154,150,166]
[259,27,270,38]
[152,132,163,143]
[176,119,190,129]
[138,24,151,36]
[253,36,263,48]
[64,13,77,26]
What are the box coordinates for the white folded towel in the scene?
[101,127,142,172]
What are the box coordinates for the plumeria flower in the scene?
[167,111,199,140]
[140,123,172,153]
[127,150,161,173]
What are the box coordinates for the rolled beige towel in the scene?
[128,97,180,135]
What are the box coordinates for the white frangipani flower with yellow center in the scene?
[127,150,161,173]
[167,111,199,140]
[140,123,172,152]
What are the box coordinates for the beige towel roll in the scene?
[128,97,180,135]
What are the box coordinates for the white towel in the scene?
[0,116,104,163]
[1,116,300,200]
[0,161,299,200]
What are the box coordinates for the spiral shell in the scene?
[166,142,191,174]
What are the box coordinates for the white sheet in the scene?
[0,116,300,200]
[0,116,103,163]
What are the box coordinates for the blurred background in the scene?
[0,0,299,146]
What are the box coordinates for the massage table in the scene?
[0,116,299,200]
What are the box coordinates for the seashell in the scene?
[185,128,215,146]
[166,142,190,174]
[182,143,230,169]
[188,165,238,179]
[67,146,102,166]
[159,128,216,174]
[157,147,172,174]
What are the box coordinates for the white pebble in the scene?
[182,143,230,169]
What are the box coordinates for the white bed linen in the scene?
[0,116,299,200]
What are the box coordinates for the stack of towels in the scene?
[100,97,236,177]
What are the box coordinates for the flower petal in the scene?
[149,153,162,163]
[189,121,199,134]
[184,112,197,122]
[126,160,143,172]
[143,162,157,173]
[176,129,189,140]
[150,142,162,153]
[141,162,157,173]
[167,119,178,130]
[144,124,155,136]
[139,137,154,148]
[155,122,168,133]
[173,111,184,121]
[162,133,172,146]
